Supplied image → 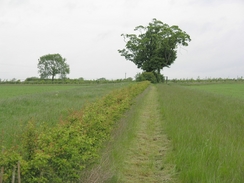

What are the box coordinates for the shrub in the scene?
[136,72,156,83]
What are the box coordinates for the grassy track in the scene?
[101,85,175,182]
[119,85,174,182]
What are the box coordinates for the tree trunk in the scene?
[155,68,161,83]
[157,68,160,75]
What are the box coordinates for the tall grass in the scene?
[0,83,132,148]
[89,86,154,182]
[187,83,244,100]
[0,82,150,182]
[0,85,80,99]
[157,84,244,183]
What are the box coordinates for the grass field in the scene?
[71,82,244,183]
[157,83,244,182]
[1,82,244,182]
[0,83,133,148]
[186,83,244,100]
[78,82,244,182]
[0,85,81,99]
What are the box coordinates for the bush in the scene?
[135,72,161,83]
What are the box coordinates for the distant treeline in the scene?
[1,76,244,84]
[169,77,244,83]
[0,77,133,84]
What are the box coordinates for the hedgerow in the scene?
[0,81,149,182]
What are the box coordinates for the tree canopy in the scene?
[118,18,191,79]
[37,53,70,81]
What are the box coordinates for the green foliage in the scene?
[25,77,40,82]
[135,72,164,83]
[169,77,244,84]
[135,73,144,82]
[118,18,191,75]
[37,53,70,81]
[154,72,165,82]
[125,77,133,82]
[135,72,157,83]
[0,81,150,182]
[21,121,38,161]
[0,76,136,84]
[0,83,135,150]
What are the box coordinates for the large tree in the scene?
[37,53,70,81]
[118,18,191,81]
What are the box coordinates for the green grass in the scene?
[3,82,244,182]
[83,85,175,182]
[116,85,174,182]
[157,84,244,182]
[0,85,81,99]
[0,83,133,148]
[186,83,244,100]
[81,87,149,182]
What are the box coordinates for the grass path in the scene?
[81,85,175,182]
[117,85,174,182]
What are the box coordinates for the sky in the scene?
[0,0,243,81]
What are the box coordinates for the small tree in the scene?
[118,18,191,82]
[135,72,157,83]
[37,53,70,81]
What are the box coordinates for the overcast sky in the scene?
[0,0,243,80]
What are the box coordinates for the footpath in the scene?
[117,85,174,183]
[82,85,175,183]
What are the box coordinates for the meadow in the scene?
[157,83,244,182]
[1,82,244,182]
[0,83,132,148]
[0,82,150,182]
[86,82,244,183]
[187,82,244,100]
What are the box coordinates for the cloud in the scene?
[0,0,243,80]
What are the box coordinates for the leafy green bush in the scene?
[136,72,156,83]
[135,72,164,83]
